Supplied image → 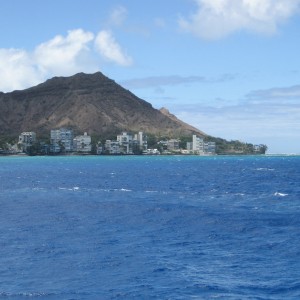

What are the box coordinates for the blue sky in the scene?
[1,0,300,154]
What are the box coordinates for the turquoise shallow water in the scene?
[0,155,300,299]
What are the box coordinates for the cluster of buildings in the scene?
[18,129,95,154]
[17,128,216,155]
[17,129,148,155]
[156,135,216,155]
[103,131,147,155]
[187,135,216,155]
[18,130,92,154]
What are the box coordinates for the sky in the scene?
[0,0,300,154]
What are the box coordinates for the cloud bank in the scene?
[0,29,132,92]
[121,74,235,90]
[247,84,300,101]
[0,49,40,92]
[121,75,206,89]
[35,29,95,76]
[179,0,300,39]
[173,83,300,153]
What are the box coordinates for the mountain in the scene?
[0,72,206,138]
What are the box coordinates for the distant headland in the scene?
[0,72,267,155]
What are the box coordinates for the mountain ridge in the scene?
[0,72,206,138]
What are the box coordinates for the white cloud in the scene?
[0,28,133,92]
[95,30,133,66]
[179,0,300,39]
[0,49,41,91]
[175,101,300,153]
[34,29,95,75]
[172,83,300,153]
[247,85,300,100]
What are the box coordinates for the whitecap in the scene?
[120,188,132,192]
[274,192,288,197]
[32,187,45,191]
[58,187,70,191]
[59,186,80,191]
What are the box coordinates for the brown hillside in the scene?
[0,72,206,138]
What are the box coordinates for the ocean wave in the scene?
[0,291,56,297]
[119,188,132,192]
[274,192,289,197]
[0,291,91,299]
[1,155,299,300]
[58,186,80,191]
[255,168,275,171]
[31,187,45,191]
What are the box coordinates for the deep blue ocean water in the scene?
[0,155,300,299]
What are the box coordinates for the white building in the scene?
[134,132,147,151]
[167,139,180,151]
[145,148,160,155]
[186,142,193,151]
[18,132,36,152]
[105,140,121,154]
[204,142,216,155]
[73,132,92,153]
[117,132,133,154]
[188,135,216,155]
[50,128,73,153]
[192,135,204,154]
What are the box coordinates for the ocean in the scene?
[0,155,299,299]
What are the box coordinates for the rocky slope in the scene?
[0,72,206,138]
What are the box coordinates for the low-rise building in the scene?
[105,140,121,154]
[103,131,147,155]
[18,132,36,152]
[73,132,92,153]
[158,140,168,151]
[186,142,193,151]
[204,142,216,155]
[167,139,180,151]
[117,132,133,154]
[145,148,160,155]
